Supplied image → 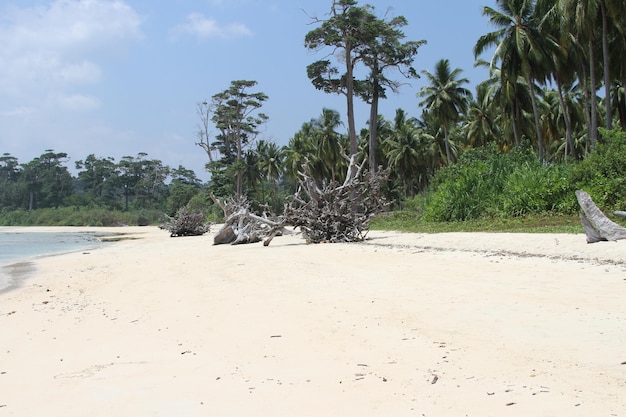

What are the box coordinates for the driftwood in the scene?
[284,156,390,244]
[575,190,626,243]
[211,156,389,246]
[161,206,211,237]
[211,194,286,245]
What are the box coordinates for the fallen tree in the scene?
[575,190,626,243]
[211,156,389,245]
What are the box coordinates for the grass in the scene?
[370,211,584,234]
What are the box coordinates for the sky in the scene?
[0,0,498,182]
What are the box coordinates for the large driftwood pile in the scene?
[576,190,626,243]
[212,157,389,246]
[284,157,389,243]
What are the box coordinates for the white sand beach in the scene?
[1,226,625,416]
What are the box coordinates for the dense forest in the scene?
[1,0,626,226]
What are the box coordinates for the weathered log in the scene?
[575,190,626,243]
[213,225,237,244]
[212,196,286,245]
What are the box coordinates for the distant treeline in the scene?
[0,150,205,217]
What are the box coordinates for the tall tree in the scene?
[305,0,374,169]
[418,59,472,165]
[562,0,623,132]
[354,7,425,173]
[210,80,268,199]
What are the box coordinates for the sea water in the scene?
[0,231,107,292]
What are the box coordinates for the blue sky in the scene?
[0,0,497,181]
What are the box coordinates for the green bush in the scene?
[421,144,578,221]
[422,146,526,221]
[500,163,576,216]
[569,128,626,211]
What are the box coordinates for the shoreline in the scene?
[1,226,625,416]
[0,226,142,293]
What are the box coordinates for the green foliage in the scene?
[500,163,576,216]
[569,128,626,211]
[0,207,165,227]
[186,191,224,223]
[422,145,577,221]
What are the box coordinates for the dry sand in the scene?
[0,226,625,417]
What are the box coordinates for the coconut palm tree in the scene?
[464,82,501,149]
[474,59,534,149]
[474,0,559,162]
[418,59,472,165]
[284,123,316,182]
[313,108,344,182]
[258,141,284,211]
[384,109,435,196]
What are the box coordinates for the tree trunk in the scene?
[579,62,592,155]
[556,79,575,161]
[618,84,626,131]
[344,40,358,180]
[526,74,544,163]
[512,97,521,148]
[369,86,379,174]
[589,38,598,149]
[443,126,452,165]
[601,3,612,130]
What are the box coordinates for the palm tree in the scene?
[384,109,435,196]
[258,141,284,211]
[418,59,472,165]
[562,0,623,133]
[464,82,501,149]
[474,59,534,149]
[284,123,316,182]
[314,108,344,182]
[243,144,263,201]
[474,0,559,162]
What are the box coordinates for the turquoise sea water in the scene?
[0,231,107,292]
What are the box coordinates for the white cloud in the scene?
[169,12,252,41]
[57,93,101,111]
[0,0,142,98]
[56,61,102,84]
[0,106,37,118]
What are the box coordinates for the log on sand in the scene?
[576,190,626,243]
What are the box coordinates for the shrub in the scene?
[500,163,576,216]
[421,144,577,221]
[569,128,626,211]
